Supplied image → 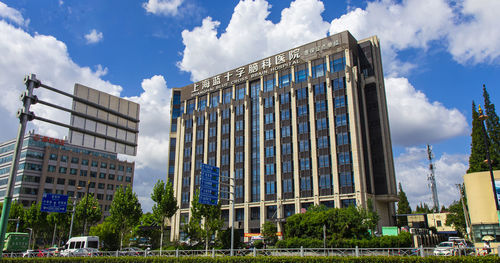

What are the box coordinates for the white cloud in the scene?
[395,146,468,210]
[0,1,28,26]
[84,29,103,44]
[143,0,183,16]
[329,0,500,72]
[0,16,172,212]
[123,75,172,170]
[447,0,500,64]
[178,0,330,81]
[385,77,468,146]
[329,0,454,76]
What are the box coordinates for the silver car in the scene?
[69,248,101,257]
[433,241,454,256]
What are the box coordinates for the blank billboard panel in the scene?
[69,84,140,156]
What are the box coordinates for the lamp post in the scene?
[26,228,32,250]
[478,105,500,211]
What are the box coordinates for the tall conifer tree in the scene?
[468,101,489,173]
[483,85,500,170]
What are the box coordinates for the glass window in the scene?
[211,93,219,108]
[296,87,308,100]
[237,85,245,100]
[283,179,293,193]
[99,172,106,179]
[71,157,79,164]
[297,105,308,117]
[265,147,274,158]
[335,96,346,108]
[59,167,67,174]
[336,114,347,127]
[299,140,309,152]
[49,153,58,161]
[45,177,54,184]
[316,118,328,130]
[280,93,290,104]
[282,161,292,173]
[60,155,68,162]
[281,126,291,137]
[295,65,307,83]
[331,56,346,73]
[266,205,277,219]
[197,116,204,126]
[68,179,75,186]
[312,59,326,78]
[316,100,327,112]
[300,176,312,191]
[317,136,329,149]
[314,83,326,95]
[298,122,309,134]
[300,158,310,170]
[81,159,89,166]
[47,165,56,172]
[333,77,345,90]
[318,155,330,168]
[264,113,274,124]
[90,171,97,178]
[91,161,98,167]
[70,168,77,175]
[282,143,291,155]
[264,74,274,92]
[266,181,276,194]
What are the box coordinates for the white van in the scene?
[61,236,99,256]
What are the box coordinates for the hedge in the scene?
[1,256,499,263]
[276,233,412,248]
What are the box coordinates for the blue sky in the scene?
[0,0,499,212]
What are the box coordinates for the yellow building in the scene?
[463,170,500,247]
[427,213,455,233]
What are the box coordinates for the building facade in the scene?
[167,31,397,241]
[464,170,500,246]
[0,132,135,217]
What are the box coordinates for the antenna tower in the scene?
[427,144,440,212]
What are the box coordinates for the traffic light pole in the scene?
[0,74,37,257]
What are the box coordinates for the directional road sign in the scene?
[41,193,68,213]
[199,164,220,205]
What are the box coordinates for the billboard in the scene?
[68,84,140,156]
[495,180,500,207]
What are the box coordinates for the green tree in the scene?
[109,186,142,250]
[446,201,466,237]
[414,202,432,214]
[396,183,411,227]
[184,190,223,250]
[133,213,161,249]
[24,203,48,249]
[75,194,102,235]
[217,227,241,249]
[0,201,26,232]
[468,101,489,173]
[90,217,120,250]
[151,180,178,251]
[261,221,278,246]
[47,210,71,247]
[483,85,500,170]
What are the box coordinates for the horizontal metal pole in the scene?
[36,98,138,133]
[30,114,137,147]
[38,82,139,123]
[219,176,234,181]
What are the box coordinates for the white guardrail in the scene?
[4,246,500,258]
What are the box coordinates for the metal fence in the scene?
[5,246,500,258]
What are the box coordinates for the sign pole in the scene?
[230,180,234,256]
[0,74,37,257]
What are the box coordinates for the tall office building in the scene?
[0,132,135,217]
[167,31,397,241]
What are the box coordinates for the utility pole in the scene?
[456,184,472,240]
[68,199,77,239]
[0,74,37,257]
[427,144,440,212]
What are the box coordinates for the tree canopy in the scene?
[109,186,142,250]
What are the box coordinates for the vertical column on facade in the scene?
[216,89,222,176]
[289,67,301,214]
[344,49,366,207]
[273,71,283,233]
[258,77,266,228]
[171,116,183,241]
[189,97,199,217]
[243,80,251,237]
[307,60,320,205]
[325,55,341,207]
[229,85,236,230]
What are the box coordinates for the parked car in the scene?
[433,241,454,256]
[120,247,144,256]
[69,248,101,257]
[22,249,47,257]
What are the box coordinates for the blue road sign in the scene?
[41,193,68,213]
[199,164,220,205]
[199,195,218,205]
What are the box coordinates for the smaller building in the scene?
[0,132,135,217]
[464,170,500,247]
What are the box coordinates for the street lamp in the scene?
[478,105,500,211]
[83,181,91,236]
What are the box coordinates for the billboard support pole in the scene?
[0,74,37,256]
